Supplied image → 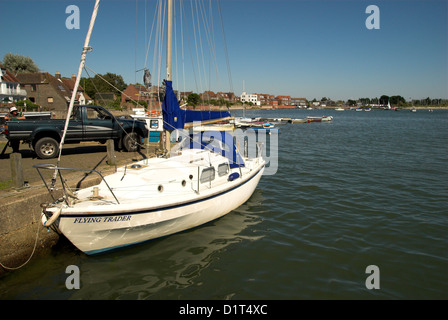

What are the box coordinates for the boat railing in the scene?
[33,163,120,205]
[256,141,264,158]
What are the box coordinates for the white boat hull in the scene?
[45,149,265,255]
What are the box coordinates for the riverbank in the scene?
[0,140,156,275]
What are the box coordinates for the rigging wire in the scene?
[217,0,234,94]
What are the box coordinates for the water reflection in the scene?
[1,189,265,300]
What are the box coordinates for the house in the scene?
[291,97,307,108]
[240,92,260,106]
[200,91,217,101]
[216,92,236,103]
[257,93,275,106]
[275,95,291,106]
[0,63,27,103]
[16,72,83,111]
[180,91,193,102]
[121,84,163,111]
[61,74,93,105]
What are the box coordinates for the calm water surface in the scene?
[1,109,447,299]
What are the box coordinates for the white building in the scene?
[240,92,260,106]
[0,64,27,103]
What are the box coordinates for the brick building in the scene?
[275,95,291,106]
[16,72,90,111]
[121,84,163,111]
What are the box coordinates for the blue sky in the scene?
[1,0,446,101]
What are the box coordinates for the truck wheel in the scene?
[123,132,140,152]
[35,137,59,159]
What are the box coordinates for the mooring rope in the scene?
[0,212,42,271]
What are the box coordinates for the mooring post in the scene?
[106,139,116,166]
[10,153,24,189]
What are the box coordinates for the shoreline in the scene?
[219,105,448,111]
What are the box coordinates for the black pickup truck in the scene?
[4,105,148,159]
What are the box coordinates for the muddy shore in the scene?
[0,138,156,275]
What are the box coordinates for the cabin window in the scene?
[218,163,229,177]
[200,167,215,184]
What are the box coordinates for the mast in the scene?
[164,0,173,154]
[58,0,100,161]
[52,0,100,187]
[167,0,173,82]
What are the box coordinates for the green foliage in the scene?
[2,53,39,73]
[104,98,123,110]
[187,93,201,108]
[389,95,406,106]
[81,73,127,99]
[0,179,12,190]
[15,99,40,111]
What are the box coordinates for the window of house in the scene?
[48,97,54,103]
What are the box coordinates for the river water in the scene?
[1,108,447,300]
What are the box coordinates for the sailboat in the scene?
[35,0,265,255]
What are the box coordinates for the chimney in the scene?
[72,74,76,81]
[55,71,61,79]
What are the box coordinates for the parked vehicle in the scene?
[4,105,148,159]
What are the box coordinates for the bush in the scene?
[15,99,40,111]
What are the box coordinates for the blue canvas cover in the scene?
[185,109,231,123]
[162,80,185,130]
[188,131,245,168]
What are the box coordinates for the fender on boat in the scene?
[42,207,62,227]
[228,172,240,181]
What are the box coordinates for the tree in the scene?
[379,95,390,105]
[187,93,201,108]
[2,53,39,74]
[389,95,406,106]
[15,99,39,111]
[81,73,127,99]
[359,98,371,106]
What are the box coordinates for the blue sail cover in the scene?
[162,80,231,130]
[162,81,185,130]
[185,109,231,123]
